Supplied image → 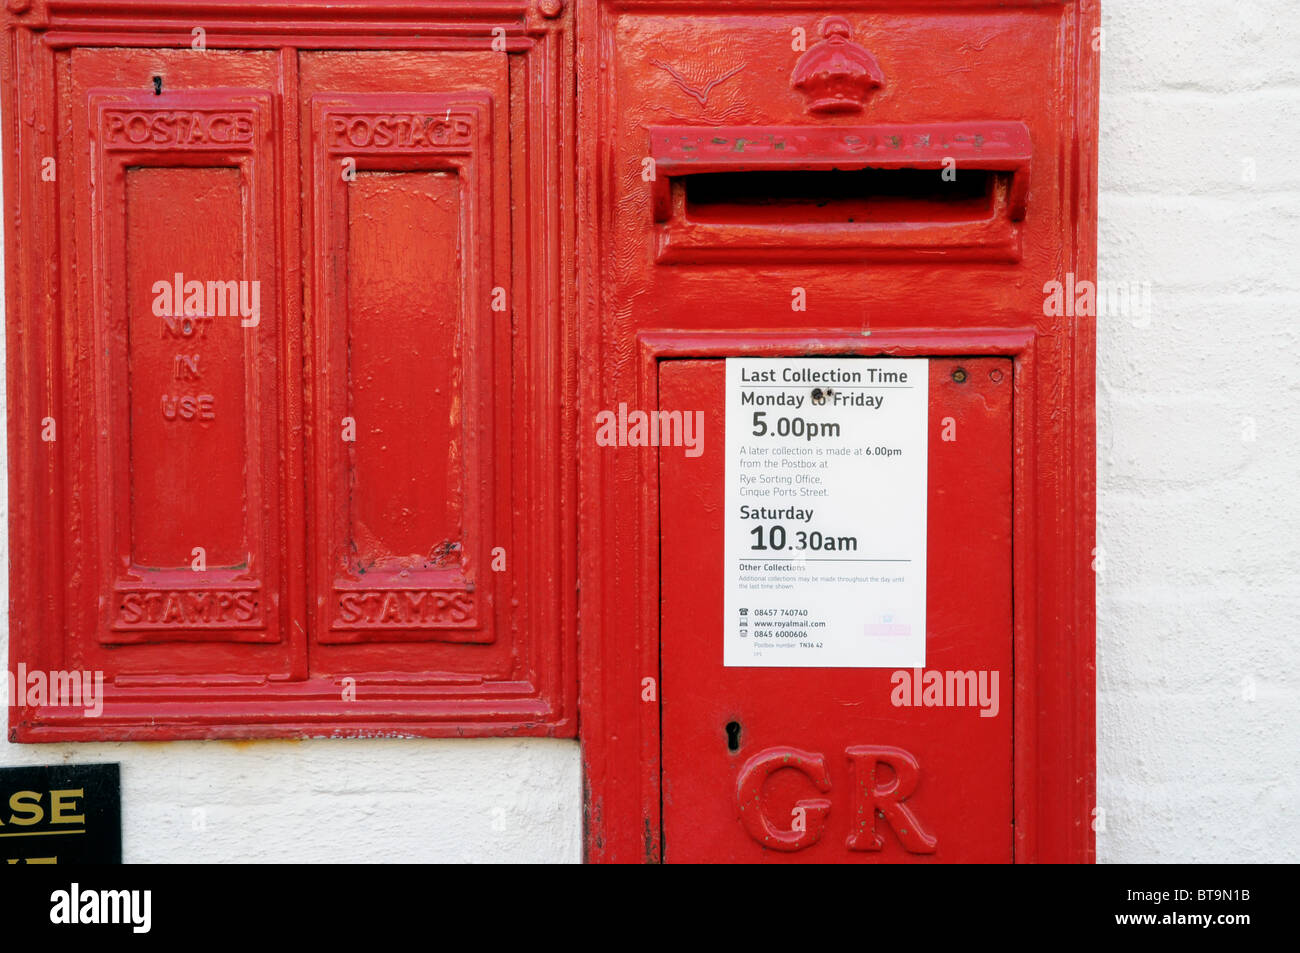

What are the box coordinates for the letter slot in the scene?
[649,122,1031,263]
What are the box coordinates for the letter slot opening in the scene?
[681,167,999,226]
[649,122,1031,265]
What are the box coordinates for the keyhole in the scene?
[152,75,162,95]
[725,721,741,752]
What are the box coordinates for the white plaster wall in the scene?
[3,3,1299,864]
[1096,2,1300,861]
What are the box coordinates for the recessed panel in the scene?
[347,170,464,567]
[126,166,248,572]
[306,81,502,652]
[70,77,285,656]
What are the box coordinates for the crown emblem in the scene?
[791,17,885,114]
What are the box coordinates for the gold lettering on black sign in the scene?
[0,788,86,864]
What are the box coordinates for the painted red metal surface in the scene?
[3,2,576,740]
[661,358,1013,862]
[577,0,1098,863]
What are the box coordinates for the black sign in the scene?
[0,763,121,864]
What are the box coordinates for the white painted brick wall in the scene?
[3,4,1297,863]
[1096,1,1300,861]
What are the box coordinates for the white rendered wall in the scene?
[1095,2,1300,861]
[3,4,1299,863]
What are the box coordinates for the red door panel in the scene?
[65,49,295,679]
[660,357,1013,863]
[299,52,512,677]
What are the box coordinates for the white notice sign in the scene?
[724,358,928,668]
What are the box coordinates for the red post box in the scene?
[3,1,577,740]
[576,1,1098,862]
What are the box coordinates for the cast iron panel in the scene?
[660,357,1013,862]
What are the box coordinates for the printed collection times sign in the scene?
[724,358,928,668]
